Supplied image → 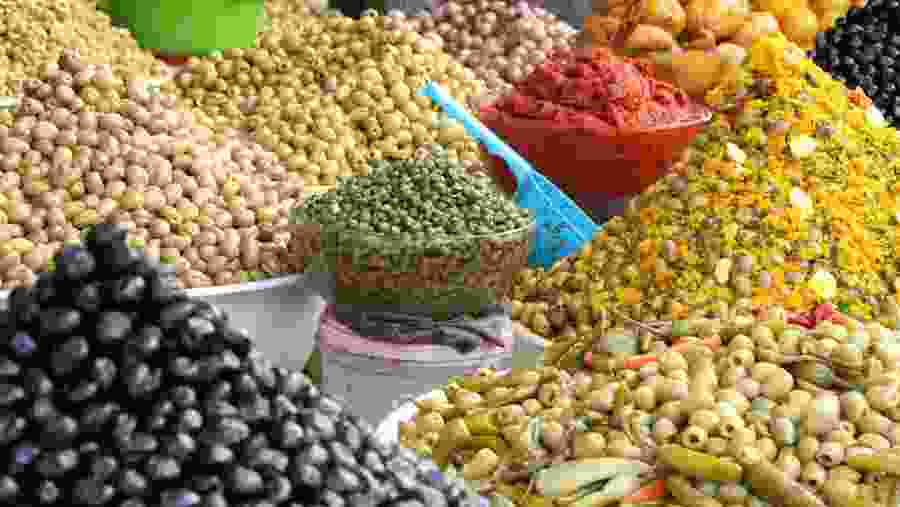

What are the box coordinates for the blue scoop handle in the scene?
[420,82,531,192]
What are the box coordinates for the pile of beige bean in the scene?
[0,51,305,289]
[171,13,485,186]
[400,312,900,506]
[0,0,166,97]
[391,0,577,92]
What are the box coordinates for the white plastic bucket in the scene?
[318,312,514,425]
[374,391,435,445]
[0,272,330,373]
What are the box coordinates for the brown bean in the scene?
[165,235,191,251]
[32,121,59,141]
[173,257,191,274]
[149,160,173,186]
[99,113,124,131]
[102,163,125,182]
[149,219,171,238]
[181,176,199,195]
[26,230,49,245]
[46,208,66,226]
[164,183,184,203]
[241,240,261,269]
[144,243,161,260]
[142,188,166,211]
[213,211,233,228]
[105,181,127,199]
[184,270,213,288]
[191,259,208,273]
[7,265,34,286]
[193,230,218,247]
[46,225,67,241]
[56,129,78,146]
[132,209,154,227]
[220,232,240,258]
[22,214,45,232]
[22,248,48,270]
[125,165,149,187]
[130,227,150,241]
[0,253,22,273]
[76,129,99,147]
[233,209,255,228]
[197,245,219,261]
[1,152,21,172]
[7,202,31,224]
[260,251,282,273]
[79,111,98,130]
[206,255,229,274]
[183,247,202,265]
[83,194,100,209]
[94,196,117,216]
[214,272,238,286]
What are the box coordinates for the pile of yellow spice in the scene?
[513,33,900,338]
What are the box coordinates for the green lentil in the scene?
[289,146,532,311]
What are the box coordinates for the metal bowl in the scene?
[0,273,327,373]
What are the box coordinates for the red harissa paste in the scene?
[492,47,694,131]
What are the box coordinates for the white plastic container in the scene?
[318,313,513,425]
[188,274,327,372]
[0,273,329,373]
[374,391,435,445]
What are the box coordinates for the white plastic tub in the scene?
[374,391,433,445]
[0,272,330,373]
[187,273,327,372]
[318,313,514,425]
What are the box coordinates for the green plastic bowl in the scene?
[109,0,265,56]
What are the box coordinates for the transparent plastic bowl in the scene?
[481,105,712,200]
[288,221,534,316]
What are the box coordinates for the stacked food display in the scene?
[3,0,900,506]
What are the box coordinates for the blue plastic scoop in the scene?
[420,82,598,268]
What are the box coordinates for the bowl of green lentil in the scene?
[288,149,534,316]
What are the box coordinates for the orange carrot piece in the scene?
[672,334,721,352]
[621,354,658,369]
[621,335,721,370]
[622,478,667,503]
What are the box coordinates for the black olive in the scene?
[0,222,479,507]
[158,301,198,330]
[36,480,61,503]
[73,477,115,505]
[146,455,181,481]
[73,283,103,313]
[95,311,133,344]
[230,466,264,494]
[55,246,96,282]
[0,384,24,406]
[107,275,147,305]
[128,325,163,358]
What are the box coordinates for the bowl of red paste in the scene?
[480,47,710,204]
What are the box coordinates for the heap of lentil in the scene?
[400,309,900,507]
[0,0,166,97]
[513,33,900,339]
[288,146,532,307]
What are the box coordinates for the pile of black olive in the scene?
[813,0,900,124]
[0,223,480,507]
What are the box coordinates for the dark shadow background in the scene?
[333,0,589,27]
